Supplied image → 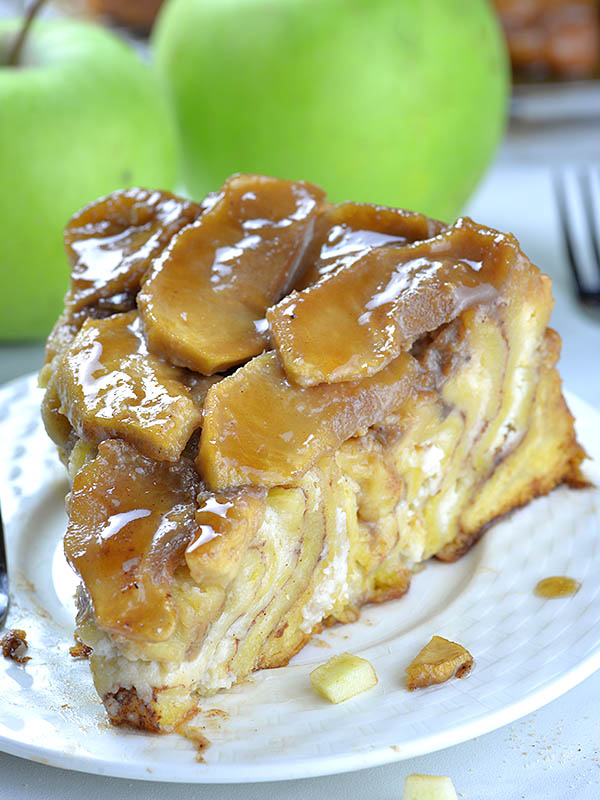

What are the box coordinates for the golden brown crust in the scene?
[100,572,412,733]
[1,629,31,664]
[258,623,324,670]
[105,688,164,733]
[69,634,93,660]
[437,448,589,563]
[363,568,412,605]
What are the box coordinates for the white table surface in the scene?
[1,121,600,798]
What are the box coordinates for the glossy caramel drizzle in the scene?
[197,349,425,491]
[138,175,325,374]
[64,188,203,313]
[185,487,267,585]
[296,201,445,289]
[66,439,201,641]
[55,311,202,462]
[268,218,518,387]
[535,576,580,598]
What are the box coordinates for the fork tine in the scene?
[554,171,587,303]
[580,168,600,287]
[0,503,8,629]
[554,169,600,308]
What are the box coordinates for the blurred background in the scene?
[1,0,599,407]
[1,2,600,797]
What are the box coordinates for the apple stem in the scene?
[7,0,48,67]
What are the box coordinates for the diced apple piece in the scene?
[138,174,325,374]
[65,439,201,641]
[405,636,473,690]
[402,774,458,800]
[65,188,203,313]
[268,218,518,386]
[310,652,378,703]
[296,202,445,289]
[197,350,423,491]
[55,311,202,462]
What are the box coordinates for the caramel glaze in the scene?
[138,175,325,375]
[535,576,580,598]
[64,188,204,315]
[268,218,517,387]
[197,350,425,491]
[295,202,445,289]
[54,311,202,462]
[45,189,204,366]
[66,439,200,641]
[186,487,267,586]
[405,635,473,690]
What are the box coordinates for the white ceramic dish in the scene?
[0,374,598,783]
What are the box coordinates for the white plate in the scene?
[0,374,599,783]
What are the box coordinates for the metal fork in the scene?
[554,168,600,309]
[0,504,8,629]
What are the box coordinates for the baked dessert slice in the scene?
[41,174,586,734]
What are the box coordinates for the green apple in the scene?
[0,19,179,340]
[153,0,508,221]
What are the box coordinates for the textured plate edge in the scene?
[2,645,600,784]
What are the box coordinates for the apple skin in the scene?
[153,0,509,221]
[0,19,179,341]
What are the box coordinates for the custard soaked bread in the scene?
[41,174,585,733]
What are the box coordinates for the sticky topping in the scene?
[197,349,425,490]
[138,174,325,374]
[65,188,203,313]
[54,311,202,462]
[65,439,201,641]
[268,218,516,386]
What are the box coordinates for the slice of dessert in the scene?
[41,174,586,734]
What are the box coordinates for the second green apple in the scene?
[0,19,178,340]
[154,0,509,221]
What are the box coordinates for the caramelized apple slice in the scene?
[268,218,518,386]
[55,311,202,461]
[65,188,203,313]
[138,174,325,374]
[405,635,473,690]
[197,350,423,491]
[296,202,445,289]
[65,440,200,642]
[185,486,267,587]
